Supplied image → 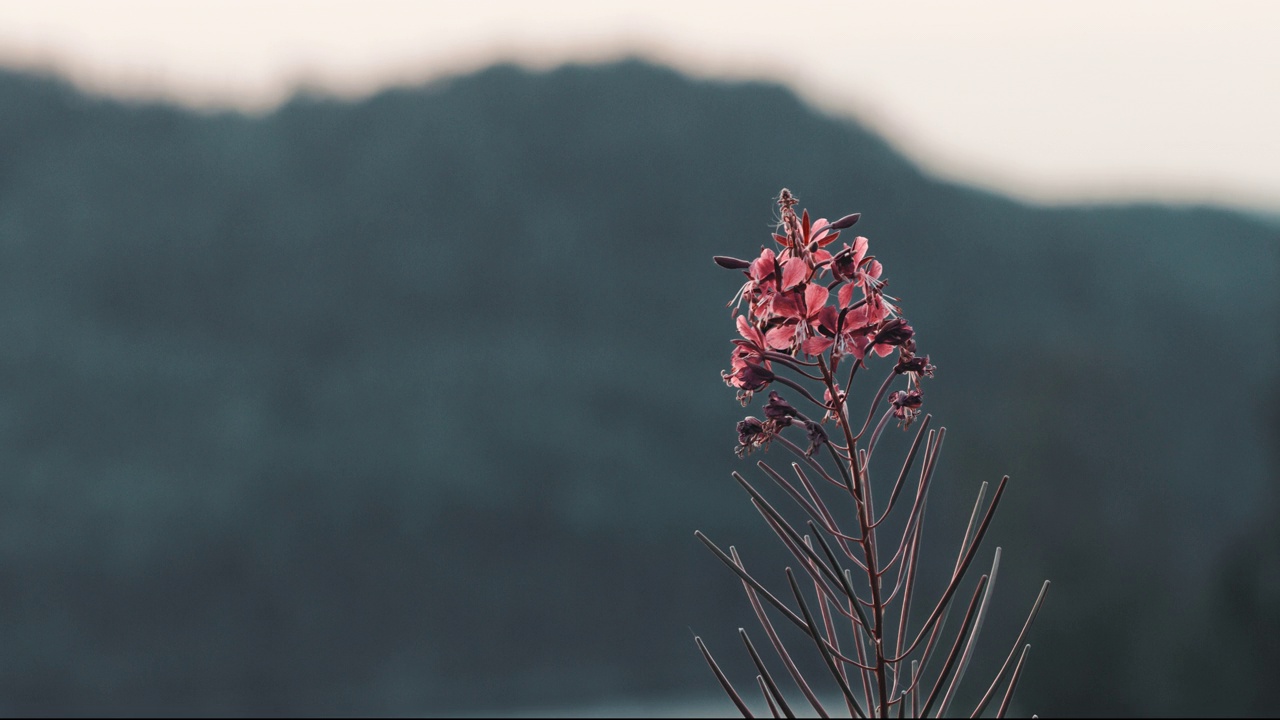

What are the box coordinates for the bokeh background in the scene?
[0,1,1277,716]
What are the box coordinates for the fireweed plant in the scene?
[695,190,1049,718]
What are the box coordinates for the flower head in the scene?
[735,416,772,457]
[889,388,925,428]
[763,391,798,424]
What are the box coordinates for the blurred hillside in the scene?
[0,60,1276,716]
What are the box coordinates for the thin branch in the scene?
[742,629,795,719]
[696,532,811,635]
[920,575,989,718]
[852,613,875,717]
[972,581,1050,719]
[870,414,932,529]
[853,370,898,441]
[954,481,989,576]
[806,524,874,638]
[768,460,852,543]
[695,636,755,719]
[786,569,868,720]
[772,374,827,409]
[757,676,781,719]
[996,645,1032,719]
[910,660,920,718]
[733,472,849,601]
[776,436,847,490]
[731,548,830,719]
[938,548,1001,717]
[763,349,820,367]
[695,532,872,668]
[843,352,860,396]
[865,408,894,462]
[756,506,852,616]
[793,463,867,567]
[814,577,850,715]
[878,427,945,578]
[763,353,825,380]
[887,475,1010,663]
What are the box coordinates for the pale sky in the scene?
[2,0,1278,212]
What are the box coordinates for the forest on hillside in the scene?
[0,61,1277,715]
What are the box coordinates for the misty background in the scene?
[0,14,1278,718]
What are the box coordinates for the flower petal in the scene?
[802,336,834,356]
[781,258,808,290]
[736,315,765,346]
[803,283,829,315]
[838,282,856,309]
[862,259,883,283]
[810,218,839,247]
[765,325,796,350]
[773,291,805,319]
[750,248,778,282]
[815,305,839,333]
[852,236,869,265]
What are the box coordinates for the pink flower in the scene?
[803,214,842,250]
[723,315,775,401]
[889,388,925,428]
[765,283,829,352]
[730,248,785,321]
[805,303,896,362]
[773,204,841,255]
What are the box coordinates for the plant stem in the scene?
[819,355,889,717]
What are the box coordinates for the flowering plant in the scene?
[695,190,1048,718]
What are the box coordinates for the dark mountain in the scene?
[0,60,1276,716]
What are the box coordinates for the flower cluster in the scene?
[699,190,1044,720]
[718,189,934,431]
[733,391,828,458]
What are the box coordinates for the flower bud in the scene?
[895,354,935,377]
[830,213,861,230]
[831,246,858,282]
[873,318,914,347]
[737,361,775,392]
[737,417,767,446]
[714,255,753,270]
[763,391,798,422]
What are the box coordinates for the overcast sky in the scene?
[2,0,1278,212]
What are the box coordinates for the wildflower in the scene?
[872,318,915,348]
[889,388,924,428]
[748,248,781,287]
[895,352,935,378]
[723,316,775,403]
[779,256,810,291]
[766,283,829,352]
[801,215,840,252]
[707,190,1046,718]
[802,304,889,362]
[735,417,771,457]
[830,237,869,284]
[762,391,798,424]
[731,248,784,320]
[837,252,886,310]
[723,359,775,405]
